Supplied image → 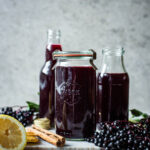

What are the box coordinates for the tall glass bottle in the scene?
[39,29,62,126]
[96,47,129,123]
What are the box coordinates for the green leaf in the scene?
[142,113,149,118]
[130,109,143,117]
[129,118,141,123]
[26,101,39,112]
[129,108,149,123]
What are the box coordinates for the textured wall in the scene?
[0,0,150,113]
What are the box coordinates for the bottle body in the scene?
[96,48,129,123]
[39,30,62,127]
[53,51,96,139]
[97,72,129,122]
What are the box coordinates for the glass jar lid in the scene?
[53,50,94,60]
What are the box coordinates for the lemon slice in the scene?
[0,114,27,150]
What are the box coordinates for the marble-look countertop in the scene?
[25,139,100,150]
[25,129,100,150]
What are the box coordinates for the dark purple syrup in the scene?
[55,66,96,138]
[96,73,129,122]
[39,44,62,126]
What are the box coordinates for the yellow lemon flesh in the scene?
[0,115,26,150]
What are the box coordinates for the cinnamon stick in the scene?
[27,127,63,147]
[32,125,65,143]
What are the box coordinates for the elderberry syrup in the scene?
[39,30,62,126]
[96,47,129,123]
[53,51,96,139]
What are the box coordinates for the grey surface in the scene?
[0,0,150,113]
[25,139,100,150]
[24,128,100,150]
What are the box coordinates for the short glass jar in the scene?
[53,50,96,139]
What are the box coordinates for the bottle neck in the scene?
[47,37,60,46]
[46,30,61,61]
[47,33,61,51]
[46,44,62,61]
[100,54,126,74]
[47,29,61,47]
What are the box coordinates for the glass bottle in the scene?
[96,47,129,123]
[53,50,96,139]
[39,29,62,127]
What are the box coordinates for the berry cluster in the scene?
[0,107,38,127]
[86,119,150,149]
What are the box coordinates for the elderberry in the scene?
[86,118,150,149]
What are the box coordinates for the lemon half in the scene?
[0,114,26,150]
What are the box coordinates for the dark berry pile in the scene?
[85,119,150,149]
[0,107,38,127]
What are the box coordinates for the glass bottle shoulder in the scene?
[40,60,54,76]
[97,71,129,84]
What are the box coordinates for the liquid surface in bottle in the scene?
[97,73,129,122]
[46,44,62,61]
[55,66,96,138]
[39,44,62,126]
